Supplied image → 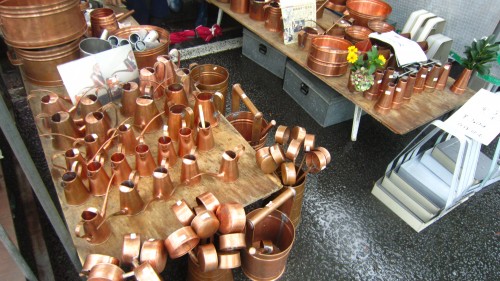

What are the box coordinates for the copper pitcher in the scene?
[157,135,178,167]
[28,89,73,127]
[110,151,133,185]
[249,0,271,21]
[61,164,90,206]
[166,83,189,107]
[120,82,140,117]
[37,111,85,151]
[181,154,201,185]
[194,92,224,127]
[298,26,325,52]
[155,49,181,88]
[153,166,175,199]
[135,143,157,177]
[178,127,196,158]
[264,2,283,33]
[217,145,245,183]
[167,104,194,142]
[134,95,163,133]
[139,67,161,98]
[75,207,112,244]
[51,147,88,180]
[86,156,110,196]
[118,177,145,216]
[196,121,215,152]
[117,123,139,155]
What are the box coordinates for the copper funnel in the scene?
[392,77,408,109]
[217,203,246,234]
[194,92,224,127]
[191,210,219,239]
[178,127,195,158]
[413,65,429,94]
[153,166,174,199]
[363,69,384,100]
[164,226,200,259]
[121,82,140,117]
[167,104,194,142]
[87,158,110,196]
[81,254,120,277]
[166,83,189,107]
[135,143,157,177]
[110,152,133,185]
[425,64,442,92]
[196,192,221,213]
[157,135,178,167]
[435,62,451,90]
[172,199,196,226]
[118,123,139,155]
[218,146,245,183]
[374,82,396,114]
[140,239,167,273]
[119,178,145,216]
[61,169,90,206]
[181,154,201,185]
[134,95,163,133]
[122,233,141,268]
[196,121,215,152]
[75,207,112,244]
[403,73,417,103]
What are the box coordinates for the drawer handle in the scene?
[300,83,309,95]
[259,44,267,55]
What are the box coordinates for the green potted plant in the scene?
[347,45,386,92]
[450,34,499,94]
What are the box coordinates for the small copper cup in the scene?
[164,226,200,259]
[285,139,301,161]
[392,77,408,109]
[249,0,270,21]
[197,243,219,272]
[275,125,290,144]
[172,199,196,226]
[122,233,141,268]
[413,65,429,94]
[191,210,220,239]
[194,92,224,128]
[281,162,297,186]
[196,192,221,213]
[216,203,246,234]
[269,143,285,166]
[219,233,246,251]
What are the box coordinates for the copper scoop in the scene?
[216,202,246,234]
[81,254,120,277]
[140,239,167,273]
[172,199,196,226]
[164,226,200,259]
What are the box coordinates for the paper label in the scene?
[241,93,247,99]
[389,75,393,79]
[377,80,382,84]
[396,88,401,92]
[433,78,438,81]
[385,90,391,95]
[444,65,450,70]
[176,200,182,206]
[421,74,427,78]
[130,233,137,239]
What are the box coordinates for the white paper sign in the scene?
[444,89,500,145]
[369,31,428,66]
[280,0,316,45]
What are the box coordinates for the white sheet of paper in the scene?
[369,31,428,66]
[280,0,316,45]
[444,89,500,145]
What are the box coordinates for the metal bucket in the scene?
[226,84,270,150]
[111,25,170,69]
[8,38,81,86]
[186,254,234,281]
[189,64,229,110]
[0,0,87,49]
[274,166,306,228]
[241,188,296,281]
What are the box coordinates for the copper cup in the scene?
[435,62,451,90]
[87,158,110,196]
[167,104,194,142]
[403,73,417,103]
[81,254,120,277]
[75,207,112,244]
[305,150,328,174]
[256,147,278,174]
[196,192,221,213]
[269,143,285,166]
[121,82,140,117]
[425,64,443,92]
[122,233,141,268]
[263,2,283,32]
[196,243,219,272]
[413,65,429,94]
[219,233,246,251]
[378,67,395,96]
[118,123,139,155]
[164,226,200,259]
[135,143,157,177]
[281,162,297,186]
[178,127,195,158]
[375,82,396,114]
[181,154,201,185]
[110,151,133,186]
[90,8,119,38]
[196,121,215,152]
[218,252,241,269]
[140,239,167,273]
[275,125,290,144]
[303,134,316,151]
[285,139,301,161]
[134,95,163,133]
[166,83,189,107]
[157,136,178,167]
[172,199,195,226]
[392,77,408,109]
[153,166,174,199]
[191,210,220,239]
[61,168,90,206]
[218,146,245,183]
[364,69,385,100]
[216,203,246,234]
[249,0,270,21]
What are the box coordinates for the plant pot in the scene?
[449,68,472,95]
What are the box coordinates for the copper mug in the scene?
[157,135,178,167]
[264,2,283,33]
[60,163,90,206]
[135,143,157,177]
[194,91,224,127]
[75,207,112,244]
[249,0,271,21]
[166,83,189,107]
[120,82,140,117]
[230,0,249,14]
[134,95,163,133]
[167,104,194,142]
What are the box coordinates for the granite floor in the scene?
[1,14,499,281]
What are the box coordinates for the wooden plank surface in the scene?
[26,83,282,262]
[210,1,475,135]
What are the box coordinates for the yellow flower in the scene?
[348,46,358,53]
[347,52,358,63]
[378,54,386,65]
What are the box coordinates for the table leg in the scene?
[351,105,363,141]
[217,8,224,26]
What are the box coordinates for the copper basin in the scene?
[346,0,392,27]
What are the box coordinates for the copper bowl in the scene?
[309,36,352,63]
[346,0,392,27]
[344,25,373,44]
[367,20,395,33]
[306,55,349,77]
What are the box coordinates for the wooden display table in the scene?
[209,1,475,140]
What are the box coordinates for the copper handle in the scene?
[247,187,295,229]
[231,83,260,115]
[116,9,135,22]
[6,50,22,66]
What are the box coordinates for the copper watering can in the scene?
[135,142,157,177]
[51,147,88,180]
[120,82,140,117]
[297,25,326,52]
[84,107,118,146]
[75,204,112,245]
[155,49,181,88]
[196,120,215,152]
[86,155,110,196]
[214,145,246,183]
[152,164,175,200]
[227,84,275,150]
[28,89,74,128]
[194,91,224,127]
[134,95,163,133]
[110,149,133,186]
[36,111,86,151]
[178,127,196,158]
[167,104,194,142]
[166,83,190,107]
[157,130,178,167]
[60,161,91,206]
[180,154,201,185]
[241,187,296,281]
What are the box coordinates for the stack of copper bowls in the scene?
[306,36,352,76]
[0,0,87,86]
[345,0,392,27]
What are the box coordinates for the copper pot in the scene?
[306,55,349,76]
[344,25,372,44]
[90,8,119,38]
[310,36,352,63]
[164,226,200,259]
[216,203,246,234]
[367,19,395,33]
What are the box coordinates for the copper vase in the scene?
[402,73,417,103]
[413,65,429,94]
[424,64,442,92]
[378,67,395,96]
[374,82,395,114]
[435,62,452,90]
[363,69,385,100]
[449,68,472,95]
[392,77,408,109]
